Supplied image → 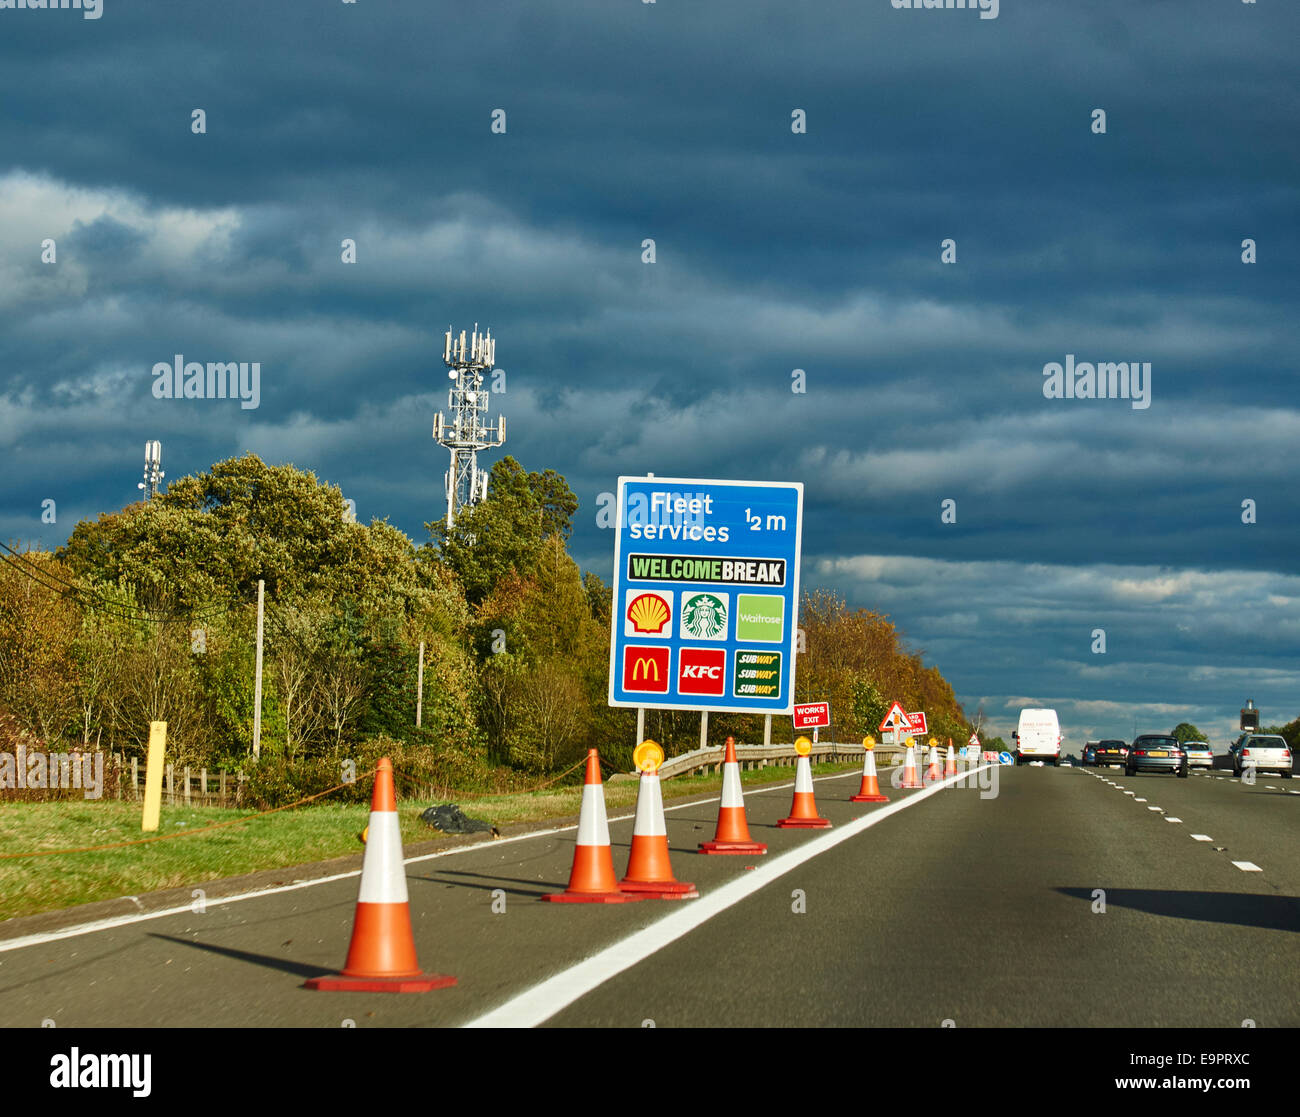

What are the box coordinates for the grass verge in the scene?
[0,761,860,922]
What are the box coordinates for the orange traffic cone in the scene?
[543,749,645,903]
[621,751,698,898]
[305,757,456,992]
[778,739,832,828]
[945,740,958,777]
[851,737,888,803]
[700,737,767,854]
[926,741,944,783]
[899,742,923,788]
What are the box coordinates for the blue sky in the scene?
[2,1,1297,746]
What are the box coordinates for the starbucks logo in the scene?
[683,593,727,639]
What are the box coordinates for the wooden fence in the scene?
[0,751,246,807]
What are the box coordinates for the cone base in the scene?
[850,793,889,803]
[303,972,456,993]
[541,889,645,904]
[899,779,923,789]
[777,816,832,828]
[698,840,768,854]
[619,878,699,899]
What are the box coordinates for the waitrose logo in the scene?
[735,595,784,642]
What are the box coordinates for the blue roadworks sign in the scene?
[608,476,804,714]
[999,751,1014,765]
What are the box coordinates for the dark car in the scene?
[1125,734,1188,778]
[1091,739,1129,769]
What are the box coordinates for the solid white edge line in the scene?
[462,764,994,1029]
[0,767,867,953]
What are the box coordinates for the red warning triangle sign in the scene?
[879,701,910,733]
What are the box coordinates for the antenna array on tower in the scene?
[434,324,505,528]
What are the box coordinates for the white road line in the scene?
[1135,798,1147,803]
[1124,791,1135,796]
[1147,806,1163,812]
[1191,834,1212,842]
[463,765,993,1028]
[1164,817,1182,823]
[1232,861,1262,872]
[0,768,862,954]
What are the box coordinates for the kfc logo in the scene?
[678,647,726,696]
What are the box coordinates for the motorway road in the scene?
[1,763,1295,1027]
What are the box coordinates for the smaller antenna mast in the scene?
[137,440,164,501]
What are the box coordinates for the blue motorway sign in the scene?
[608,476,804,714]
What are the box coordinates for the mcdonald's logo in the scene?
[623,646,670,693]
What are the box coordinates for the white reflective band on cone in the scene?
[720,762,744,808]
[632,773,667,837]
[794,755,813,793]
[576,782,611,846]
[356,811,410,904]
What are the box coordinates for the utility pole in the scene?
[252,579,264,760]
[416,640,425,728]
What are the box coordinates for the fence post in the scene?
[166,763,174,804]
[131,756,138,800]
[184,767,192,805]
[201,768,208,797]
[220,769,227,804]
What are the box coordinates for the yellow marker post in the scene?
[141,721,167,832]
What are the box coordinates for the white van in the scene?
[1013,708,1061,766]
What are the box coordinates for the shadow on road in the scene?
[1057,888,1300,932]
[416,869,552,897]
[149,933,330,978]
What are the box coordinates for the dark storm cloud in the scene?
[1,0,1297,735]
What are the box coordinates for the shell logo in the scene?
[627,592,670,635]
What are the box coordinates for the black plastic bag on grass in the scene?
[420,804,498,836]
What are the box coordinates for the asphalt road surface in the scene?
[2,763,1295,1027]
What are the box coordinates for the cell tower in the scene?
[433,323,505,529]
[137,440,164,501]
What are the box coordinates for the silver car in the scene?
[1182,741,1214,770]
[1125,734,1189,778]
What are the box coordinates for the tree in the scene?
[427,457,579,604]
[1171,722,1206,744]
[59,453,433,615]
[0,550,82,743]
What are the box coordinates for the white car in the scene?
[1229,734,1293,778]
